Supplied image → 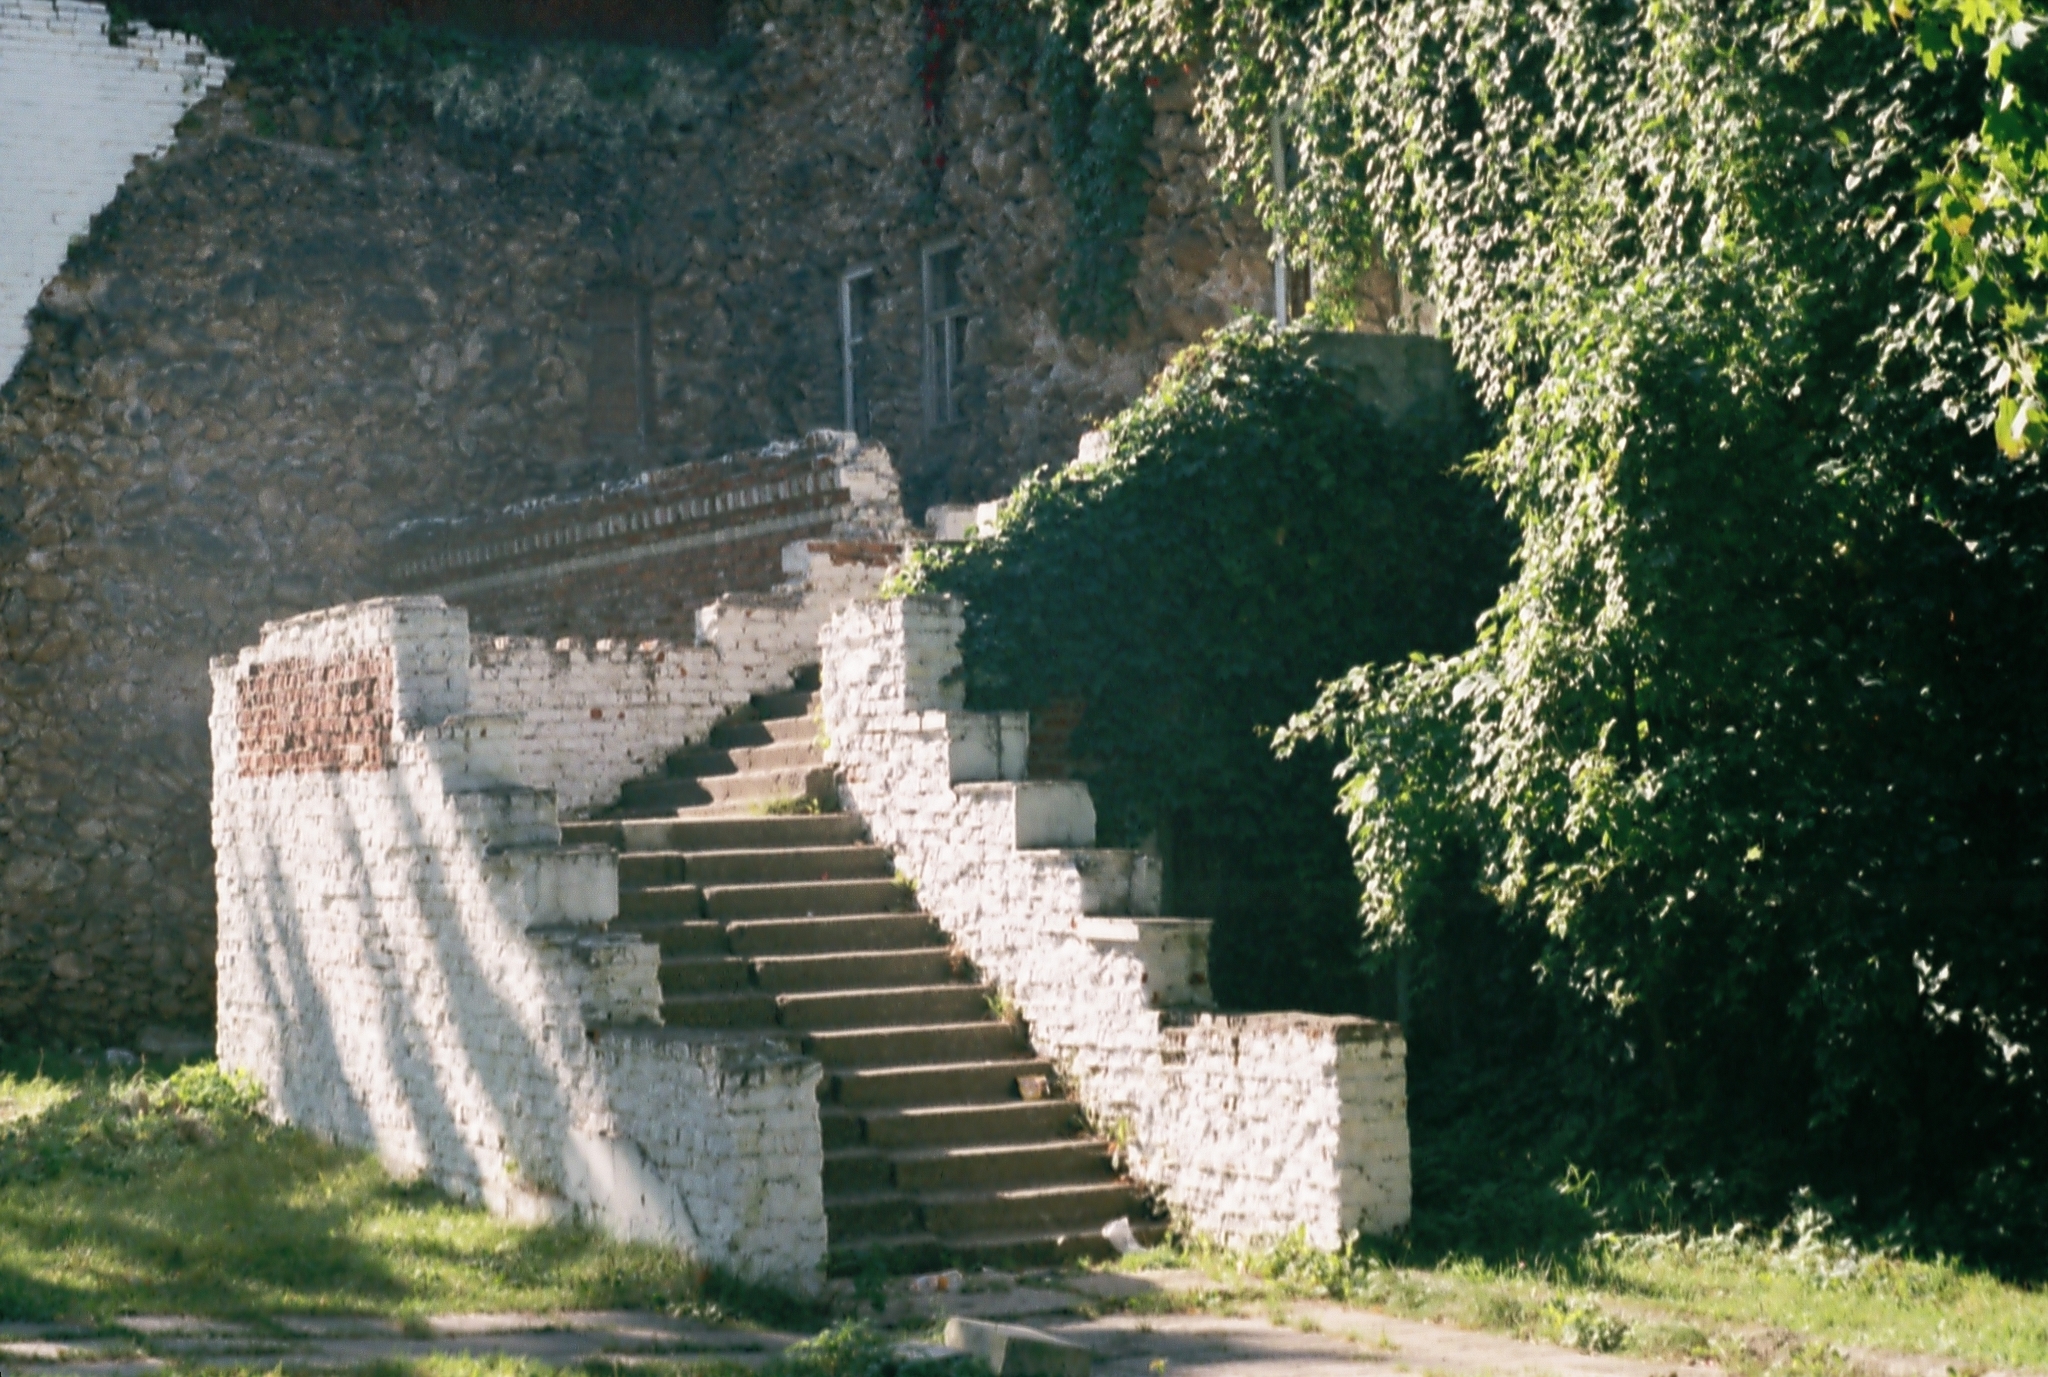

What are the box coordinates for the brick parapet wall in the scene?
[380,433,900,642]
[209,596,828,1286]
[820,595,1411,1246]
[466,539,894,812]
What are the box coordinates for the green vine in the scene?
[891,321,1505,1009]
[914,0,1157,340]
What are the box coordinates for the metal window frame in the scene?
[922,240,969,429]
[839,264,877,435]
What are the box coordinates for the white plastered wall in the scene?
[0,0,228,383]
[209,597,828,1287]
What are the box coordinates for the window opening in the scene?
[840,266,877,436]
[922,242,969,429]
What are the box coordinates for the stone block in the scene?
[947,711,1030,783]
[1078,917,1214,1009]
[942,1319,1090,1376]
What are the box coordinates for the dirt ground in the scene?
[0,1266,1715,1376]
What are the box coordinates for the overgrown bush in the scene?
[893,320,1506,1011]
[1046,0,2048,1270]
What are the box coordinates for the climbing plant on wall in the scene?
[912,0,1158,339]
[1071,0,2048,1265]
[891,320,1507,1010]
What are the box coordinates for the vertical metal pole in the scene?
[1271,110,1289,327]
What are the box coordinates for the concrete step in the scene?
[681,845,894,887]
[621,813,865,853]
[757,948,958,995]
[559,820,625,849]
[755,688,817,720]
[618,884,705,920]
[669,740,822,778]
[618,845,889,889]
[727,913,944,958]
[778,984,994,1032]
[703,877,910,921]
[613,917,728,956]
[823,1150,895,1195]
[662,991,780,1028]
[659,956,754,995]
[920,1181,1142,1237]
[889,1140,1118,1193]
[618,766,834,812]
[832,1099,1083,1150]
[825,1058,1053,1110]
[827,1226,1137,1276]
[822,1142,1114,1196]
[827,1191,921,1239]
[803,1021,1028,1067]
[709,716,816,749]
[617,852,689,888]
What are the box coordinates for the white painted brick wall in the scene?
[210,597,827,1288]
[0,0,227,382]
[468,543,889,812]
[820,595,1412,1247]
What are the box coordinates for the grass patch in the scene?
[1116,1222,2048,1373]
[0,1056,818,1329]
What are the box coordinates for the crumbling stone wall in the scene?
[0,0,1294,1043]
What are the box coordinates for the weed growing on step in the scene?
[755,796,827,816]
[0,1058,824,1328]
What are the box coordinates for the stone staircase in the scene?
[561,670,1156,1272]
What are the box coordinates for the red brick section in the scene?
[381,445,858,640]
[236,649,395,777]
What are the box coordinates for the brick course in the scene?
[234,649,393,775]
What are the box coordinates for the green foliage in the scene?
[916,0,1158,338]
[1080,0,2048,1268]
[1879,0,2048,454]
[894,320,1504,1009]
[0,1061,262,1188]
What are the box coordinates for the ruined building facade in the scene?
[0,0,1422,1040]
